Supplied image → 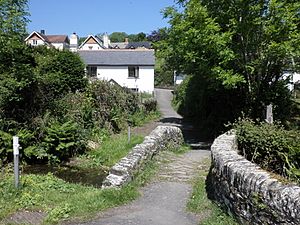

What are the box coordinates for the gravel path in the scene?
[74,89,211,225]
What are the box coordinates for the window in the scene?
[32,40,37,45]
[130,88,139,92]
[128,66,139,78]
[87,66,97,77]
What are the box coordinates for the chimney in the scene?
[69,32,79,52]
[103,33,110,48]
[40,29,45,35]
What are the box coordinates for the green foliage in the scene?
[109,32,128,42]
[81,134,144,168]
[0,130,12,163]
[173,74,244,137]
[109,32,147,42]
[142,98,157,112]
[0,0,29,39]
[41,120,85,164]
[0,151,160,224]
[88,81,139,131]
[234,118,300,183]
[162,0,300,133]
[35,48,87,95]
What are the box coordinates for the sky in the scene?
[27,0,177,37]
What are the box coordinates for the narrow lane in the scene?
[74,89,210,225]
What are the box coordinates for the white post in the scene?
[13,136,20,188]
[128,126,131,143]
[266,104,273,124]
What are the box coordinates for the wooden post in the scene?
[266,104,273,124]
[128,126,131,143]
[13,136,20,188]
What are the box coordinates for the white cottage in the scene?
[24,30,69,50]
[79,50,155,93]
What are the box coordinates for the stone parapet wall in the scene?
[210,131,300,225]
[102,125,183,188]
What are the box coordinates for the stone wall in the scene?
[102,125,183,188]
[210,130,300,225]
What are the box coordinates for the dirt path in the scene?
[74,89,211,225]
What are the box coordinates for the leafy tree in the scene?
[162,0,300,134]
[0,0,29,39]
[127,32,147,42]
[147,28,168,42]
[109,32,128,42]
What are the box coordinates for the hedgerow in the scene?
[234,118,300,184]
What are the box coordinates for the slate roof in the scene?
[125,42,152,49]
[110,41,152,49]
[78,50,155,66]
[78,35,106,49]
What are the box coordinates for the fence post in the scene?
[128,126,131,143]
[13,136,20,188]
[266,104,273,124]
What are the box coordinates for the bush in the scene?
[234,118,300,183]
[142,98,157,112]
[88,81,140,131]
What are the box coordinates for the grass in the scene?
[0,120,160,224]
[0,153,160,224]
[187,159,239,225]
[78,133,144,169]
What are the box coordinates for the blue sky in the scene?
[27,0,176,37]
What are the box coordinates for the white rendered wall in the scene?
[95,66,154,93]
[26,39,45,46]
[52,43,68,50]
[80,43,103,50]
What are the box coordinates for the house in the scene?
[79,50,155,93]
[283,70,300,91]
[78,34,110,50]
[78,35,152,51]
[25,30,69,50]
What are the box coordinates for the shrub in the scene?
[34,120,86,164]
[234,118,300,183]
[142,98,157,112]
[88,81,140,131]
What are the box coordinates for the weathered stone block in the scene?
[102,126,183,188]
[210,131,300,224]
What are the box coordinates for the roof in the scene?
[78,50,155,66]
[110,41,152,49]
[125,42,152,49]
[24,31,69,44]
[45,35,69,43]
[78,35,105,49]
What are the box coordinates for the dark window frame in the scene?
[128,66,139,78]
[87,66,97,77]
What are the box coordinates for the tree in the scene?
[147,28,168,42]
[127,32,147,42]
[109,32,128,42]
[162,0,300,133]
[0,0,29,40]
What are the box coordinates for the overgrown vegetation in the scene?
[0,135,164,224]
[234,118,300,184]
[0,0,159,166]
[188,159,238,225]
[161,0,300,136]
[0,152,160,224]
